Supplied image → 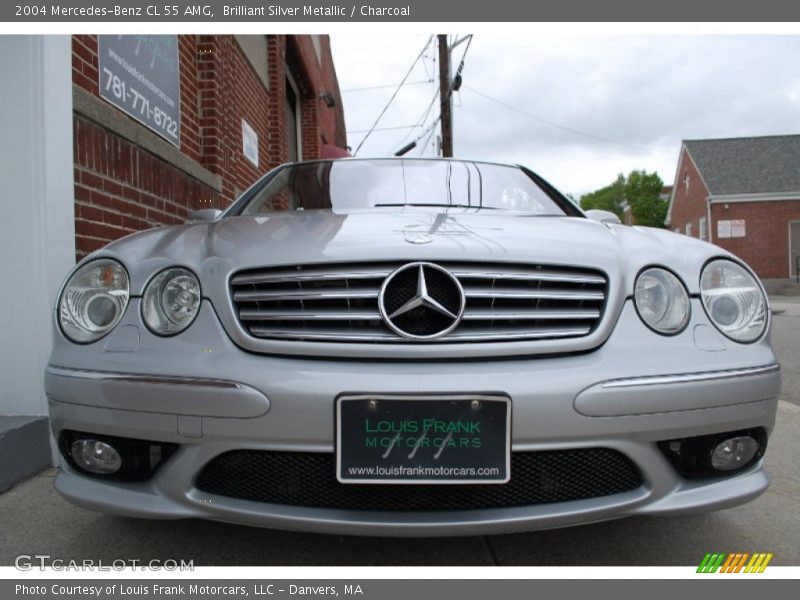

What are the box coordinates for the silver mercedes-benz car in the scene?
[45,158,781,536]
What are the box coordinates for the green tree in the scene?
[624,170,667,228]
[579,173,626,220]
[580,170,669,228]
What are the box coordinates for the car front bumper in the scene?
[45,298,781,536]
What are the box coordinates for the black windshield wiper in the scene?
[374,203,500,210]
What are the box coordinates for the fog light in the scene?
[658,428,766,479]
[70,439,122,474]
[711,436,760,471]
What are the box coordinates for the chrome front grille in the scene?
[230,262,607,343]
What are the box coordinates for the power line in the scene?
[388,116,441,157]
[342,80,432,93]
[347,124,421,134]
[416,116,441,142]
[418,132,436,156]
[391,87,440,153]
[389,117,442,157]
[389,45,440,153]
[353,36,434,156]
[390,35,466,155]
[388,35,474,156]
[448,34,473,99]
[462,84,648,151]
[421,39,437,84]
[415,116,442,156]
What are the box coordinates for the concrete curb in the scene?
[0,417,51,493]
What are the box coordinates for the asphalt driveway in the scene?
[1,298,798,567]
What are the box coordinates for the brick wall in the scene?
[668,146,710,238]
[72,35,99,96]
[289,35,347,156]
[710,200,800,279]
[196,35,273,200]
[266,36,289,166]
[73,116,221,255]
[71,34,346,259]
[178,37,202,162]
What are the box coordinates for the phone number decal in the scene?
[102,66,179,141]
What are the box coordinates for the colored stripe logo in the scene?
[697,552,773,573]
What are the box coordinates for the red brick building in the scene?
[666,135,800,287]
[71,35,347,259]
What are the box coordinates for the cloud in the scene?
[331,34,800,196]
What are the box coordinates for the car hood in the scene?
[98,208,730,296]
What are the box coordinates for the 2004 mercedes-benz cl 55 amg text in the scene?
[46,158,781,535]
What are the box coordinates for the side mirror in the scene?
[188,208,222,222]
[585,209,622,225]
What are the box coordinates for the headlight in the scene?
[700,259,767,343]
[142,267,201,335]
[58,259,129,343]
[634,267,690,335]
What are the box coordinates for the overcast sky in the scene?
[330,34,800,198]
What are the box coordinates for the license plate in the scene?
[336,395,511,484]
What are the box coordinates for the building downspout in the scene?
[707,196,713,244]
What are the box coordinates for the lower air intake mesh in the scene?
[195,449,642,511]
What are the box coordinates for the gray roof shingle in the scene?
[684,134,800,196]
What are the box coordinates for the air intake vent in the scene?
[230,262,607,343]
[196,449,642,511]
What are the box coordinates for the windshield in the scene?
[237,159,570,216]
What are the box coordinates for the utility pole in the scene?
[437,34,453,158]
[437,34,471,158]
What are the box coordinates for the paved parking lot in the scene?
[1,298,798,567]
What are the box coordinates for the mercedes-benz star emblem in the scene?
[379,262,465,340]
